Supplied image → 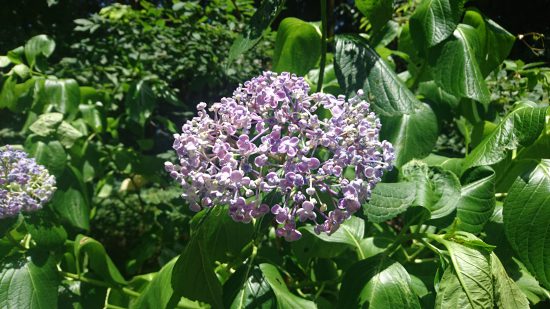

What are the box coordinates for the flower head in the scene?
[167,72,394,241]
[0,146,56,219]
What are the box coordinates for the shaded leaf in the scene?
[456,166,496,234]
[462,9,515,76]
[356,0,394,32]
[51,188,89,230]
[337,255,421,308]
[259,263,316,309]
[75,234,127,286]
[227,0,285,65]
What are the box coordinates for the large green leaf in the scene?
[51,188,89,230]
[490,253,530,309]
[337,254,421,308]
[272,18,321,76]
[503,160,550,289]
[435,236,493,308]
[25,138,67,177]
[363,182,416,223]
[462,9,515,76]
[356,0,394,32]
[401,161,461,219]
[259,263,316,309]
[381,103,438,166]
[227,0,285,65]
[409,0,463,47]
[171,230,224,308]
[334,34,438,166]
[0,254,59,309]
[75,234,127,286]
[462,103,548,172]
[43,78,80,116]
[24,35,55,69]
[455,166,495,233]
[429,24,490,105]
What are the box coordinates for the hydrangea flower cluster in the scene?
[0,146,56,219]
[166,72,394,241]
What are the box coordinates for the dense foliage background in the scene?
[1,0,549,308]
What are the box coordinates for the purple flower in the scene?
[166,71,394,241]
[1,146,56,219]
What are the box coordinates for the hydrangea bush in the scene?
[0,146,56,218]
[166,71,394,240]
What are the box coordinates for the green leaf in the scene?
[503,160,550,289]
[429,24,490,105]
[434,235,493,309]
[0,254,59,309]
[417,81,459,109]
[132,258,183,309]
[171,235,223,309]
[421,154,463,176]
[381,103,438,166]
[0,76,17,110]
[409,0,463,47]
[401,161,461,219]
[25,139,67,177]
[11,64,30,79]
[462,9,515,76]
[75,234,127,286]
[0,56,10,68]
[294,216,366,259]
[56,121,84,148]
[363,182,417,223]
[24,35,55,68]
[462,103,548,172]
[24,211,67,249]
[455,166,496,234]
[335,34,415,116]
[126,80,155,126]
[227,0,285,65]
[490,253,529,309]
[334,34,438,166]
[51,188,89,230]
[79,104,104,133]
[272,18,321,76]
[190,206,254,263]
[43,79,80,116]
[259,263,316,309]
[224,266,276,309]
[356,0,394,32]
[28,112,63,137]
[337,255,421,308]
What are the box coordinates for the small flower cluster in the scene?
[0,146,56,219]
[166,72,394,241]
